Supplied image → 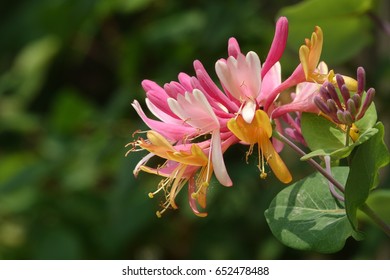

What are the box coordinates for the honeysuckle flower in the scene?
[227,110,292,183]
[167,89,232,186]
[271,61,329,119]
[129,130,213,217]
[216,49,261,124]
[216,17,288,123]
[128,16,291,217]
[264,26,357,112]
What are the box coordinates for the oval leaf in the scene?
[265,167,354,253]
[345,122,390,230]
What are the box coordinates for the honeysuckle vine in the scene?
[127,16,390,252]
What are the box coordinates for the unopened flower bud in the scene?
[340,84,351,105]
[314,96,331,115]
[327,99,338,114]
[343,111,354,126]
[351,94,361,110]
[357,67,366,96]
[326,82,343,110]
[336,74,345,90]
[337,110,346,124]
[347,98,357,118]
[319,85,331,101]
[357,88,375,120]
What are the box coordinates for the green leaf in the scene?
[278,0,373,65]
[345,122,390,230]
[301,112,345,151]
[301,127,378,160]
[265,167,354,253]
[301,102,378,161]
[357,190,390,225]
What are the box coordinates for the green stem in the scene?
[360,203,390,237]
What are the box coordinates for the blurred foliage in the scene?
[0,0,389,259]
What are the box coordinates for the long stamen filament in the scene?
[148,183,166,198]
[156,199,171,218]
[258,142,267,179]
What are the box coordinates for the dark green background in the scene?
[0,0,389,259]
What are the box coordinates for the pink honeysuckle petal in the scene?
[168,90,220,132]
[261,16,289,78]
[146,90,178,118]
[142,80,166,93]
[164,81,186,98]
[143,79,178,117]
[228,37,241,58]
[271,62,328,118]
[132,100,196,141]
[178,72,194,92]
[211,130,232,187]
[194,60,240,112]
[215,51,262,103]
[264,64,306,111]
[271,82,320,119]
[187,77,233,119]
[257,62,281,105]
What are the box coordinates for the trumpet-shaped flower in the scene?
[216,50,261,124]
[264,26,357,112]
[216,17,288,123]
[167,89,232,187]
[271,61,329,119]
[227,110,292,183]
[129,130,214,217]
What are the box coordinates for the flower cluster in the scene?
[127,17,373,217]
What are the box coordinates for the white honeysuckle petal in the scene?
[167,97,189,121]
[215,60,236,99]
[211,130,232,186]
[192,89,219,126]
[217,102,229,113]
[242,101,256,123]
[132,100,195,140]
[246,51,262,99]
[184,91,193,103]
[247,51,261,73]
[145,98,183,125]
[317,61,328,74]
[227,55,238,68]
[168,91,220,132]
[133,152,154,177]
